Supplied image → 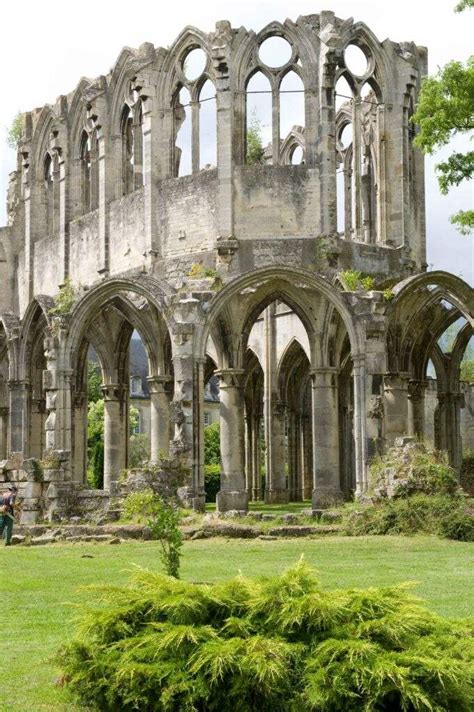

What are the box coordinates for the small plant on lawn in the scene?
[123,488,183,578]
[57,558,474,711]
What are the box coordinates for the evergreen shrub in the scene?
[58,560,474,711]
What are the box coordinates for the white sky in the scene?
[0,0,472,283]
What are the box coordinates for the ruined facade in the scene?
[0,12,472,521]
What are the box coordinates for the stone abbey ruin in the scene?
[0,12,472,522]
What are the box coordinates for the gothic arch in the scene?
[198,266,363,369]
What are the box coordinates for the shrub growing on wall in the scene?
[58,560,474,711]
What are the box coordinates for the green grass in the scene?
[0,536,472,711]
[205,500,312,514]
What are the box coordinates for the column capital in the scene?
[101,384,121,401]
[215,368,245,389]
[383,372,410,391]
[8,379,30,391]
[310,367,339,388]
[407,379,428,402]
[147,375,173,393]
[352,353,366,369]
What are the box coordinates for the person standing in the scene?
[0,485,18,546]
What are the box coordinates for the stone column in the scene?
[311,367,343,508]
[263,304,289,504]
[318,14,338,235]
[288,409,302,501]
[265,401,288,503]
[383,373,410,446]
[55,142,69,283]
[73,392,87,483]
[0,407,9,459]
[135,75,161,258]
[407,379,427,438]
[43,330,73,456]
[29,398,45,460]
[251,412,262,501]
[8,379,29,455]
[213,21,234,239]
[300,412,313,500]
[170,326,205,510]
[244,407,252,495]
[443,391,464,474]
[147,376,172,462]
[102,384,126,492]
[215,368,248,512]
[353,355,369,496]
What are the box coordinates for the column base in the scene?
[178,487,205,512]
[265,488,289,504]
[312,487,344,509]
[216,490,249,513]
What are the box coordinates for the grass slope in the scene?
[0,535,472,711]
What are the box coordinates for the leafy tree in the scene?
[246,112,265,164]
[87,361,102,403]
[461,359,474,382]
[128,433,151,467]
[6,112,22,149]
[412,2,474,235]
[204,421,220,465]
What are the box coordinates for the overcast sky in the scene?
[0,0,472,283]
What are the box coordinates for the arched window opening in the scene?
[460,336,474,383]
[291,144,304,165]
[279,71,305,158]
[121,100,144,195]
[259,36,292,68]
[246,72,272,165]
[121,105,134,194]
[437,317,467,353]
[336,52,382,244]
[344,44,369,77]
[174,86,192,176]
[199,79,217,170]
[336,121,354,238]
[80,129,98,214]
[183,47,207,82]
[128,331,152,467]
[43,152,57,235]
[335,75,353,112]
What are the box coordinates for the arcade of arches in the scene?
[0,270,472,522]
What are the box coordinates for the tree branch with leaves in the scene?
[412,3,474,236]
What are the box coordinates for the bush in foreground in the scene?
[58,560,473,711]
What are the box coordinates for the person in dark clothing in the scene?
[0,485,18,546]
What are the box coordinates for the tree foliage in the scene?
[246,112,265,165]
[58,559,474,711]
[412,49,474,235]
[204,422,220,465]
[6,112,22,149]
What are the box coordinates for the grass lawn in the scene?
[205,500,312,514]
[1,535,472,711]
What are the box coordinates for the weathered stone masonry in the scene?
[0,12,472,520]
